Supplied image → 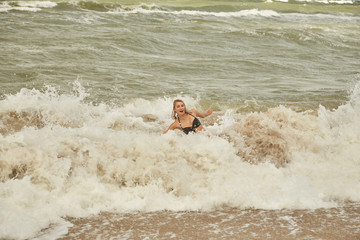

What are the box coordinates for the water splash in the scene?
[1,82,360,239]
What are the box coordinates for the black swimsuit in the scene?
[178,113,202,134]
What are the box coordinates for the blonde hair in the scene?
[172,99,187,119]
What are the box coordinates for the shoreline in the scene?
[54,203,360,240]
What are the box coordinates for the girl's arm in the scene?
[191,109,213,118]
[163,122,177,134]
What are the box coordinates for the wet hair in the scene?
[172,99,187,119]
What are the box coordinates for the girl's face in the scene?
[174,101,186,116]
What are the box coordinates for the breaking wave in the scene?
[1,81,360,238]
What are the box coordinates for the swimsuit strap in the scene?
[177,113,196,130]
[178,116,183,129]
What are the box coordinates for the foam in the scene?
[175,9,280,18]
[0,1,57,12]
[296,0,355,4]
[1,82,360,239]
[104,3,360,23]
[273,0,356,3]
[108,5,281,18]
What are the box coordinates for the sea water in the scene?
[0,0,359,239]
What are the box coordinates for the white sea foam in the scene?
[175,9,280,18]
[106,3,360,22]
[109,5,281,18]
[0,1,57,12]
[271,0,356,3]
[296,0,355,4]
[0,82,360,239]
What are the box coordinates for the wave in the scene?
[1,81,360,239]
[1,0,358,13]
[0,1,57,12]
[270,0,355,3]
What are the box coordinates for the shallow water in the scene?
[56,203,360,239]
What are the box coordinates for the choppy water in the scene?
[1,0,360,239]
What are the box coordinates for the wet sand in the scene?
[57,203,360,240]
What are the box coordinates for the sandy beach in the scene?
[56,203,360,240]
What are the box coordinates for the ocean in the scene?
[0,0,360,239]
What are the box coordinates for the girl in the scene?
[164,99,213,134]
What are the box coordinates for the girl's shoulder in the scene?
[187,109,197,116]
[170,119,181,129]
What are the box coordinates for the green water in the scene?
[1,0,359,110]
